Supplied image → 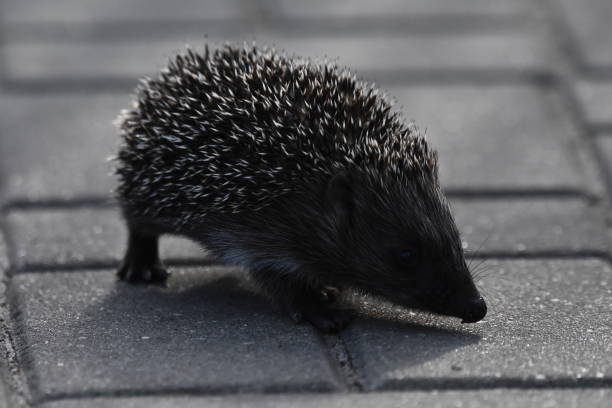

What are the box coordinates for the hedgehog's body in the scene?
[116,45,486,331]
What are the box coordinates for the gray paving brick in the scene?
[37,389,612,408]
[5,208,207,269]
[0,233,10,408]
[393,84,591,192]
[558,0,612,68]
[0,380,7,408]
[276,0,532,19]
[9,268,342,402]
[0,93,127,201]
[3,31,555,83]
[6,198,607,271]
[1,0,247,24]
[452,198,609,255]
[274,33,554,74]
[575,80,612,126]
[593,135,612,190]
[341,259,612,390]
[0,232,8,275]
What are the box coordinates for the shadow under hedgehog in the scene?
[114,44,487,333]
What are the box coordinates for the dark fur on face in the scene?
[318,169,484,321]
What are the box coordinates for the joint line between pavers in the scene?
[546,49,612,209]
[464,251,611,260]
[34,384,341,406]
[443,189,595,201]
[589,123,612,134]
[12,257,217,274]
[322,334,363,392]
[1,197,116,214]
[375,376,612,392]
[536,0,612,206]
[542,0,586,72]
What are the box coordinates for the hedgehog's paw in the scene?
[318,285,342,304]
[288,302,352,333]
[117,259,170,285]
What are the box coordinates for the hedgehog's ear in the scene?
[326,170,354,224]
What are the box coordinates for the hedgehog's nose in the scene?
[461,296,487,323]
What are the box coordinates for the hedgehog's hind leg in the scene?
[118,228,170,284]
[251,268,352,333]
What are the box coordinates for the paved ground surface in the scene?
[0,0,611,407]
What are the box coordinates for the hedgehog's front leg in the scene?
[118,229,170,284]
[251,268,352,333]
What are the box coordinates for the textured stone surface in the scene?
[0,93,126,201]
[593,135,612,191]
[575,80,612,126]
[5,208,208,269]
[277,0,533,19]
[9,268,342,402]
[0,380,7,408]
[558,0,612,68]
[0,0,246,23]
[0,233,10,408]
[393,84,589,192]
[38,389,612,408]
[3,31,554,83]
[7,198,607,271]
[341,259,612,390]
[452,198,609,255]
[2,0,611,406]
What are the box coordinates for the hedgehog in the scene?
[115,44,487,332]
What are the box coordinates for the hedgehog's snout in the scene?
[460,296,487,323]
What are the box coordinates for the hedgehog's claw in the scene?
[304,306,352,333]
[288,302,352,333]
[319,285,341,304]
[118,260,170,285]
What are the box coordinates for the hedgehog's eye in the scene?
[399,250,413,258]
[397,249,417,266]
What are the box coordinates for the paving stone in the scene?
[9,268,342,402]
[0,233,10,408]
[575,80,612,126]
[5,208,208,270]
[0,0,247,24]
[0,232,8,274]
[0,93,128,201]
[0,379,7,408]
[393,84,590,192]
[593,135,612,191]
[276,0,533,19]
[37,389,612,408]
[274,33,554,74]
[452,198,609,255]
[3,31,554,83]
[558,0,612,68]
[341,259,612,390]
[6,198,607,271]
